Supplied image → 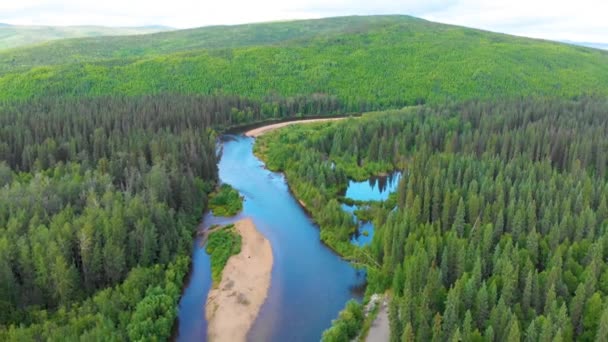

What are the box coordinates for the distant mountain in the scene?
[562,40,608,51]
[141,25,174,30]
[0,24,172,50]
[578,42,608,50]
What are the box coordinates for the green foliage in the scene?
[321,300,365,342]
[209,184,243,217]
[0,163,201,312]
[355,303,380,342]
[262,97,608,341]
[255,119,392,256]
[354,207,374,222]
[0,95,222,337]
[0,79,362,339]
[1,16,607,107]
[0,256,189,341]
[206,225,242,285]
[1,13,608,341]
[0,16,386,72]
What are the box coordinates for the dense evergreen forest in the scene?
[0,95,216,339]
[1,16,608,107]
[256,97,608,341]
[0,93,337,339]
[1,14,608,342]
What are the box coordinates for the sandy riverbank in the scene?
[245,117,346,137]
[205,218,273,342]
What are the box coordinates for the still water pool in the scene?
[341,171,402,247]
[344,172,402,202]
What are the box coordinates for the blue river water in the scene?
[176,135,366,342]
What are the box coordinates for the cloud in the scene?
[285,0,459,16]
[0,0,606,43]
[422,0,608,42]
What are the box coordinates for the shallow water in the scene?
[341,171,401,246]
[351,221,374,247]
[176,135,365,341]
[344,172,402,202]
[340,203,374,247]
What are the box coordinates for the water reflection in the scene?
[176,135,365,342]
[340,171,401,246]
[345,172,402,202]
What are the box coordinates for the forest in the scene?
[1,14,608,342]
[0,93,336,339]
[2,16,608,109]
[256,97,608,341]
[208,184,243,217]
[0,95,216,339]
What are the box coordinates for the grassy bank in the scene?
[253,118,397,259]
[206,225,242,286]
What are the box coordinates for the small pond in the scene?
[341,171,402,246]
[344,171,402,202]
[341,203,374,247]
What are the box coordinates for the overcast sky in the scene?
[1,0,607,43]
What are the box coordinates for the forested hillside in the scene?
[1,16,607,107]
[257,97,608,341]
[0,16,393,70]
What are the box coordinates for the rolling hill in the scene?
[1,15,607,107]
[0,24,171,51]
[0,16,398,72]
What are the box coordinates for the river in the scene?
[175,135,366,341]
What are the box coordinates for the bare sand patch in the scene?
[244,117,346,137]
[205,218,273,342]
[366,297,389,342]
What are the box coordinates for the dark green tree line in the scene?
[0,91,346,339]
[258,97,608,341]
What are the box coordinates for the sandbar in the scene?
[245,118,346,137]
[205,218,273,342]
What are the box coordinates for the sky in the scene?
[1,0,607,43]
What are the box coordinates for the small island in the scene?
[209,183,243,217]
[205,218,273,342]
[205,224,242,286]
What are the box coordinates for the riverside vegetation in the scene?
[209,184,243,217]
[206,225,242,286]
[0,14,608,341]
[256,97,608,341]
